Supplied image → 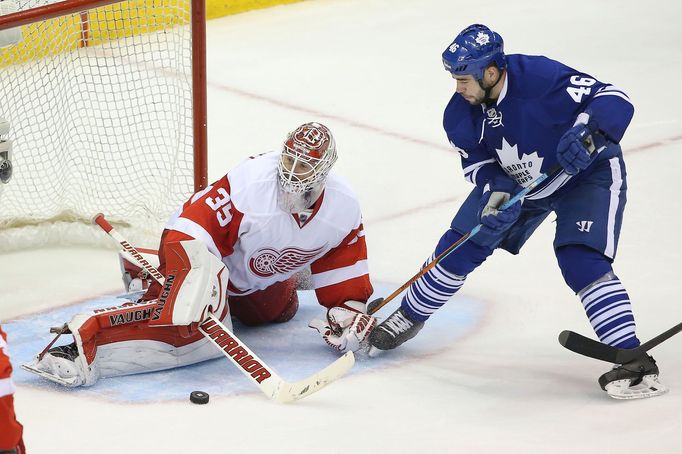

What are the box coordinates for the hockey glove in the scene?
[309,300,377,353]
[478,176,523,236]
[556,117,606,175]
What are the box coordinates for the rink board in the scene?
[4,282,483,403]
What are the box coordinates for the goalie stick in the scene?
[559,322,682,364]
[92,213,354,403]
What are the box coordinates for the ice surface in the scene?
[2,0,681,452]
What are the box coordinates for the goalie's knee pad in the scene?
[149,240,230,327]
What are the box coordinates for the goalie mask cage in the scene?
[0,0,207,251]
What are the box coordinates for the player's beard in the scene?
[467,92,486,106]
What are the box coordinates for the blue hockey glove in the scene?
[556,120,605,175]
[478,176,522,235]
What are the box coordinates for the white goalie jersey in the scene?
[149,151,373,308]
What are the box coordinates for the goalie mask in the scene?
[277,122,337,213]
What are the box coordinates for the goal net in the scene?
[0,0,207,251]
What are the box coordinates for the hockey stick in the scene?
[92,213,354,403]
[559,322,682,364]
[368,162,565,315]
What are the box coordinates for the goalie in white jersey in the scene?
[26,122,377,387]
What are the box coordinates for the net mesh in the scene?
[0,0,196,251]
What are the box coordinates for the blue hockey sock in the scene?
[402,229,493,322]
[402,253,466,322]
[579,274,640,349]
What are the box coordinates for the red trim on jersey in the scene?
[310,223,373,308]
[0,327,24,451]
[292,190,325,228]
[314,275,373,309]
[144,176,244,302]
[311,224,368,273]
[174,175,244,258]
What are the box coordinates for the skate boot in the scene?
[598,353,668,400]
[22,342,87,387]
[368,306,424,355]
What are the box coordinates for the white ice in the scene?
[3,0,681,452]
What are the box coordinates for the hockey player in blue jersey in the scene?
[368,24,666,399]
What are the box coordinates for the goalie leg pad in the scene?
[23,298,234,387]
[148,240,229,327]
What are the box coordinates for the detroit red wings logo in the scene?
[249,246,325,277]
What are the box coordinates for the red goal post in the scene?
[0,0,207,251]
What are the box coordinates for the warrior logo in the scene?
[249,246,325,278]
[576,221,594,233]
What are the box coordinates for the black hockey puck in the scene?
[190,391,210,405]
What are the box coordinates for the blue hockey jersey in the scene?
[443,54,634,199]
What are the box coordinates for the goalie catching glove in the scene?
[309,300,377,353]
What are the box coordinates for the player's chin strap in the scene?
[92,213,355,403]
[479,68,504,105]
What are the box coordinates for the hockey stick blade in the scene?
[366,297,384,314]
[274,351,355,403]
[559,321,682,364]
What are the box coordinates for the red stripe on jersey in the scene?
[0,328,10,381]
[314,275,373,309]
[310,224,373,308]
[0,327,23,451]
[310,224,368,273]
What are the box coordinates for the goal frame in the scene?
[0,0,208,191]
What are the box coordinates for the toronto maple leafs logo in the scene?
[249,246,325,278]
[475,32,490,46]
[495,138,544,187]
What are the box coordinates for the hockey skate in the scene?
[22,342,88,387]
[368,307,424,356]
[598,354,668,400]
